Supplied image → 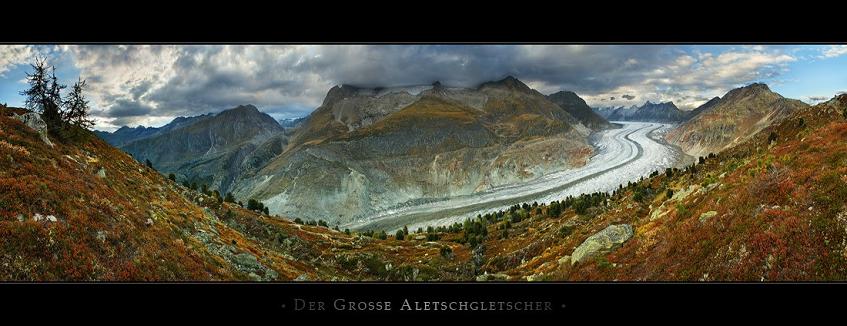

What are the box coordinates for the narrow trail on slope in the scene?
[348,122,676,232]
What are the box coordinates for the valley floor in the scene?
[348,122,692,232]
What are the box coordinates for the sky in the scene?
[1,44,846,132]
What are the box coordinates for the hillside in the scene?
[0,107,474,281]
[546,91,612,130]
[465,94,847,281]
[666,83,808,158]
[95,113,215,148]
[117,105,285,194]
[3,93,847,281]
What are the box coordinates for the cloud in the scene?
[109,99,154,117]
[0,45,35,76]
[820,45,847,59]
[579,47,797,109]
[1,45,810,129]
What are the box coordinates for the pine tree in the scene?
[44,65,66,136]
[20,57,51,116]
[247,199,259,211]
[62,78,94,138]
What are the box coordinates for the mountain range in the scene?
[97,77,610,225]
[96,79,811,226]
[593,101,689,123]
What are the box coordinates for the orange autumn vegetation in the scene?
[0,107,472,281]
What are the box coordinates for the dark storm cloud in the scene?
[109,99,154,117]
[315,45,671,94]
[56,45,797,129]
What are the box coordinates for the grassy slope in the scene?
[0,108,472,281]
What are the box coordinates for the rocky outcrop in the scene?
[571,224,633,265]
[14,112,53,147]
[32,213,58,222]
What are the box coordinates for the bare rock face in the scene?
[233,77,594,225]
[666,83,808,157]
[571,224,633,265]
[14,112,53,147]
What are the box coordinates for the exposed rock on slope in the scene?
[233,77,595,225]
[666,83,808,157]
[570,224,633,265]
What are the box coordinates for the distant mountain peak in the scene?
[641,101,677,109]
[480,75,533,93]
[230,104,260,112]
[723,83,780,102]
[746,82,770,91]
[549,90,579,98]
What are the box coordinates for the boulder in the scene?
[33,213,58,222]
[294,274,309,281]
[475,272,510,281]
[96,167,106,179]
[233,253,262,269]
[699,211,718,223]
[13,112,53,147]
[571,224,633,265]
